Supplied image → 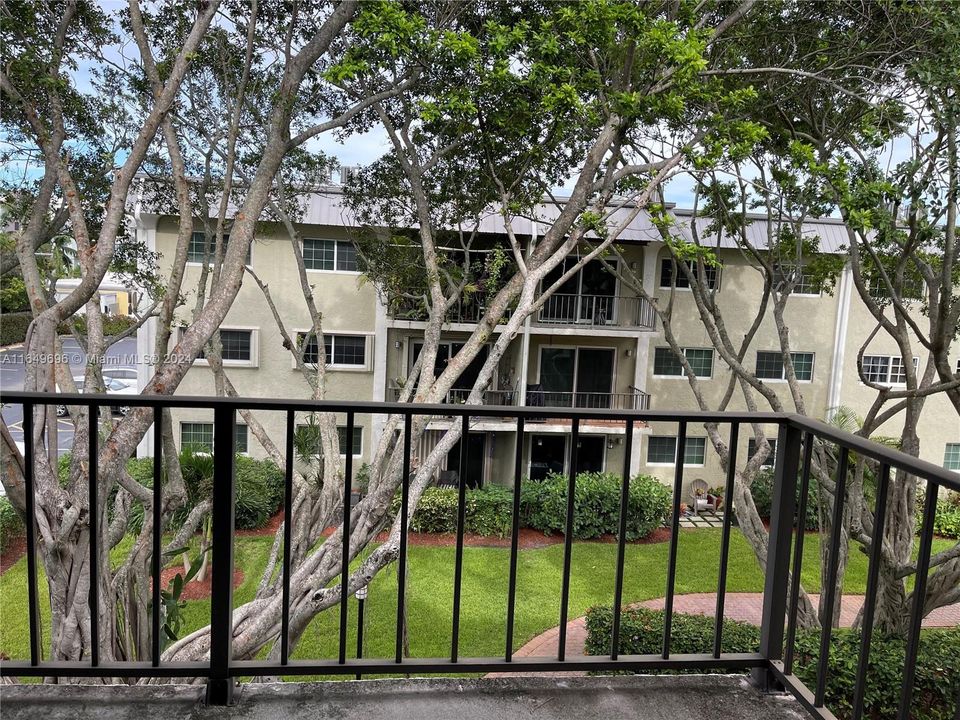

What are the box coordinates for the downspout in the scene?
[826,262,853,420]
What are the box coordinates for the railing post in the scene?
[206,405,237,706]
[752,422,802,691]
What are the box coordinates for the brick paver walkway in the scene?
[487,592,959,678]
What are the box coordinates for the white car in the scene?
[103,368,138,384]
[56,377,136,417]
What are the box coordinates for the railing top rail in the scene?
[2,389,780,423]
[786,414,960,491]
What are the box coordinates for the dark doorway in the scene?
[575,436,606,474]
[447,432,486,488]
[530,434,567,481]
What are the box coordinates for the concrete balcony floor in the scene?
[2,675,809,720]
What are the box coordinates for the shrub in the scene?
[0,495,25,553]
[0,311,31,346]
[584,605,759,661]
[586,606,960,720]
[932,492,960,539]
[58,314,136,337]
[391,485,515,537]
[750,468,820,530]
[116,454,283,534]
[465,484,513,537]
[521,472,670,540]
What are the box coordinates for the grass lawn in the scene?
[1,529,952,678]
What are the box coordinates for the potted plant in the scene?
[707,486,725,511]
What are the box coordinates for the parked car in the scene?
[56,377,136,417]
[102,368,138,384]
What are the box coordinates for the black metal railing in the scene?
[526,389,651,411]
[535,294,656,330]
[387,296,491,324]
[390,387,517,405]
[1,390,957,720]
[387,293,657,330]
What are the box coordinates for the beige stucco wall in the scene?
[151,217,379,480]
[145,217,957,493]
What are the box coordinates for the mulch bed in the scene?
[316,520,672,549]
[154,565,245,601]
[0,534,26,575]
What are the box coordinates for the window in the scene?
[774,267,821,296]
[180,422,248,453]
[747,438,778,468]
[944,443,960,471]
[297,332,368,368]
[235,424,248,454]
[181,422,213,452]
[296,424,363,457]
[646,436,706,466]
[338,426,363,456]
[861,355,918,385]
[755,351,814,381]
[303,239,359,272]
[184,327,257,366]
[659,258,720,290]
[653,347,714,378]
[187,231,251,265]
[218,329,252,362]
[868,270,923,302]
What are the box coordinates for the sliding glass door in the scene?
[538,347,615,408]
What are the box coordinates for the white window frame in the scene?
[652,347,715,379]
[302,238,361,275]
[658,257,721,291]
[747,438,778,468]
[645,435,707,467]
[185,231,253,268]
[292,330,374,372]
[944,443,960,472]
[755,351,815,383]
[182,326,259,368]
[773,267,822,297]
[860,354,919,387]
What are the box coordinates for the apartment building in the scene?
[133,189,960,495]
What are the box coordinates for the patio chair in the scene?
[690,478,717,516]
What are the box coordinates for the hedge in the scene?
[932,492,960,539]
[585,606,960,720]
[521,472,670,540]
[58,314,137,337]
[393,472,670,541]
[0,495,24,553]
[391,485,514,537]
[750,467,820,530]
[0,311,31,347]
[72,452,285,534]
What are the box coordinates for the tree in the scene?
[598,0,958,633]
[0,0,391,667]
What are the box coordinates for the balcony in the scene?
[387,296,490,324]
[391,387,517,405]
[526,388,651,410]
[385,294,657,331]
[2,390,957,720]
[534,294,656,330]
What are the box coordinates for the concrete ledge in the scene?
[0,674,808,720]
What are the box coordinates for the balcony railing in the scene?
[388,296,490,324]
[526,389,651,410]
[2,389,958,720]
[535,294,656,330]
[387,293,657,330]
[391,387,517,405]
